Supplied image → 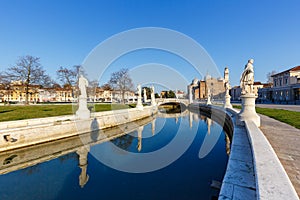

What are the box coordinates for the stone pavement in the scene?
[259,114,300,197]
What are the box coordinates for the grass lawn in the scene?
[233,105,300,129]
[0,103,136,122]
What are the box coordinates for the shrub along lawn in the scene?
[233,105,300,129]
[0,103,137,122]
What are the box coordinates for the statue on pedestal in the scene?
[143,88,147,102]
[150,85,156,106]
[240,59,255,95]
[136,84,143,110]
[223,67,232,108]
[206,89,212,105]
[76,74,90,120]
[238,59,260,127]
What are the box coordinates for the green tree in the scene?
[142,87,151,99]
[167,90,176,98]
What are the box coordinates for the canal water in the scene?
[0,110,230,200]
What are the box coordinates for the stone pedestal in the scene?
[238,93,260,127]
[76,96,90,120]
[223,94,233,109]
[136,96,143,110]
[189,86,193,104]
[206,97,211,105]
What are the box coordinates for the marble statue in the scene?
[238,59,260,127]
[143,88,147,102]
[137,84,142,97]
[240,59,254,95]
[206,88,212,105]
[223,67,232,108]
[79,75,88,98]
[76,74,90,119]
[150,86,156,106]
[136,84,143,110]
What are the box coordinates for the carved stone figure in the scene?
[150,86,156,106]
[79,75,88,98]
[76,74,90,119]
[240,59,254,95]
[136,84,143,110]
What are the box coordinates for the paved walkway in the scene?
[259,114,300,197]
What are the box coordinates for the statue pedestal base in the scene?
[223,94,233,109]
[238,93,260,127]
[76,96,90,120]
[151,99,157,106]
[136,97,143,110]
[206,98,211,105]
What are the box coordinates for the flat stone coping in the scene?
[219,109,256,199]
[219,108,299,199]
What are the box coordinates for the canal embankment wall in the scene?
[219,107,299,200]
[0,106,157,152]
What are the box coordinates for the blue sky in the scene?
[0,0,299,92]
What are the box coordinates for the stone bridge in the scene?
[156,98,189,107]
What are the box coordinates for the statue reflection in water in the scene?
[76,146,90,188]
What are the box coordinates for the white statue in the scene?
[76,74,90,119]
[136,84,143,110]
[223,67,232,108]
[240,59,254,95]
[143,88,147,102]
[150,85,156,106]
[137,84,142,98]
[79,75,89,98]
[206,88,212,105]
[238,59,260,127]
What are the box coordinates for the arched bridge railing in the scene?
[156,98,190,107]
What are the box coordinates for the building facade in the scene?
[188,75,225,101]
[258,66,300,104]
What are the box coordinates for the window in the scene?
[279,79,282,86]
[285,78,288,85]
[274,80,277,87]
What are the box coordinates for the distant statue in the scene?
[240,59,254,95]
[150,85,156,106]
[79,75,88,98]
[206,88,212,105]
[143,88,147,102]
[136,84,143,110]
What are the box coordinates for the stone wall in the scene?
[0,106,157,152]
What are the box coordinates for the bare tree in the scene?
[4,55,51,104]
[101,83,112,90]
[109,68,133,103]
[266,70,277,83]
[56,65,81,98]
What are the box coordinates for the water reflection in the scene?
[76,146,90,188]
[0,109,231,199]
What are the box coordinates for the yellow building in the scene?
[0,82,40,103]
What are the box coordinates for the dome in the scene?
[192,78,199,85]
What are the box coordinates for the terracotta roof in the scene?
[290,66,300,71]
[271,65,300,76]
